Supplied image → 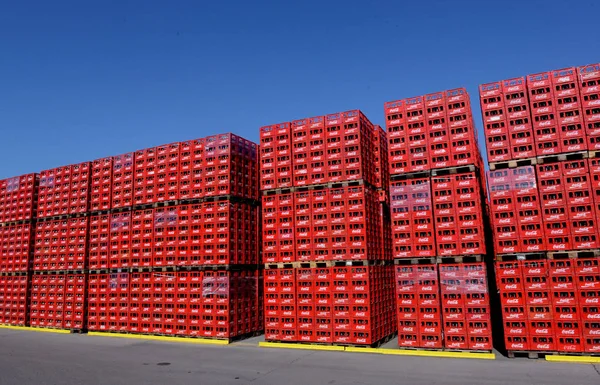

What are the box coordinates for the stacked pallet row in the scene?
[86,133,263,340]
[386,88,494,351]
[30,162,92,330]
[482,63,600,356]
[260,111,396,346]
[0,174,38,326]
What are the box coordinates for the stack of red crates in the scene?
[386,89,480,174]
[483,62,600,356]
[28,273,86,330]
[0,173,37,326]
[33,217,89,271]
[84,132,262,341]
[488,167,545,254]
[91,157,113,211]
[0,222,34,272]
[0,174,38,223]
[86,270,260,338]
[0,274,29,325]
[90,202,259,270]
[37,163,90,217]
[482,64,599,166]
[386,89,493,351]
[497,257,599,354]
[111,153,134,209]
[432,171,487,256]
[261,110,395,346]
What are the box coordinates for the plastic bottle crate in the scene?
[0,174,37,223]
[91,157,113,211]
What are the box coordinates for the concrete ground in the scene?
[0,329,599,385]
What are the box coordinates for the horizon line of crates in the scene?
[484,63,600,355]
[0,133,264,341]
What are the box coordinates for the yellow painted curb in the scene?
[0,325,71,334]
[87,332,229,345]
[346,347,495,360]
[545,355,600,364]
[259,341,345,352]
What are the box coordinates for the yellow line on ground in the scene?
[345,347,495,360]
[0,325,71,334]
[545,355,600,364]
[258,341,345,351]
[87,332,229,345]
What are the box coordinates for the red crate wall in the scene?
[263,185,384,264]
[33,217,89,271]
[390,179,435,258]
[88,271,261,338]
[0,174,38,223]
[331,265,396,345]
[29,274,66,328]
[396,264,443,348]
[432,172,486,256]
[481,63,600,162]
[0,223,34,272]
[439,262,492,350]
[386,89,479,174]
[489,161,600,255]
[105,203,259,269]
[496,258,600,353]
[37,163,90,217]
[264,111,379,190]
[0,275,28,325]
[265,266,395,345]
[203,134,259,200]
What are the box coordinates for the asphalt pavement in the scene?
[0,329,598,385]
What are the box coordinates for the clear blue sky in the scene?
[1,0,599,178]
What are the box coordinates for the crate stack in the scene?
[260,111,396,347]
[386,88,494,352]
[86,133,262,340]
[482,62,600,356]
[0,174,38,326]
[30,162,91,330]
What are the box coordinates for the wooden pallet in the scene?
[489,157,537,171]
[536,151,589,165]
[430,164,479,177]
[546,249,600,259]
[390,171,431,181]
[437,255,485,264]
[495,252,547,262]
[394,258,437,265]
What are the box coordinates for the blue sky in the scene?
[1,0,599,178]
